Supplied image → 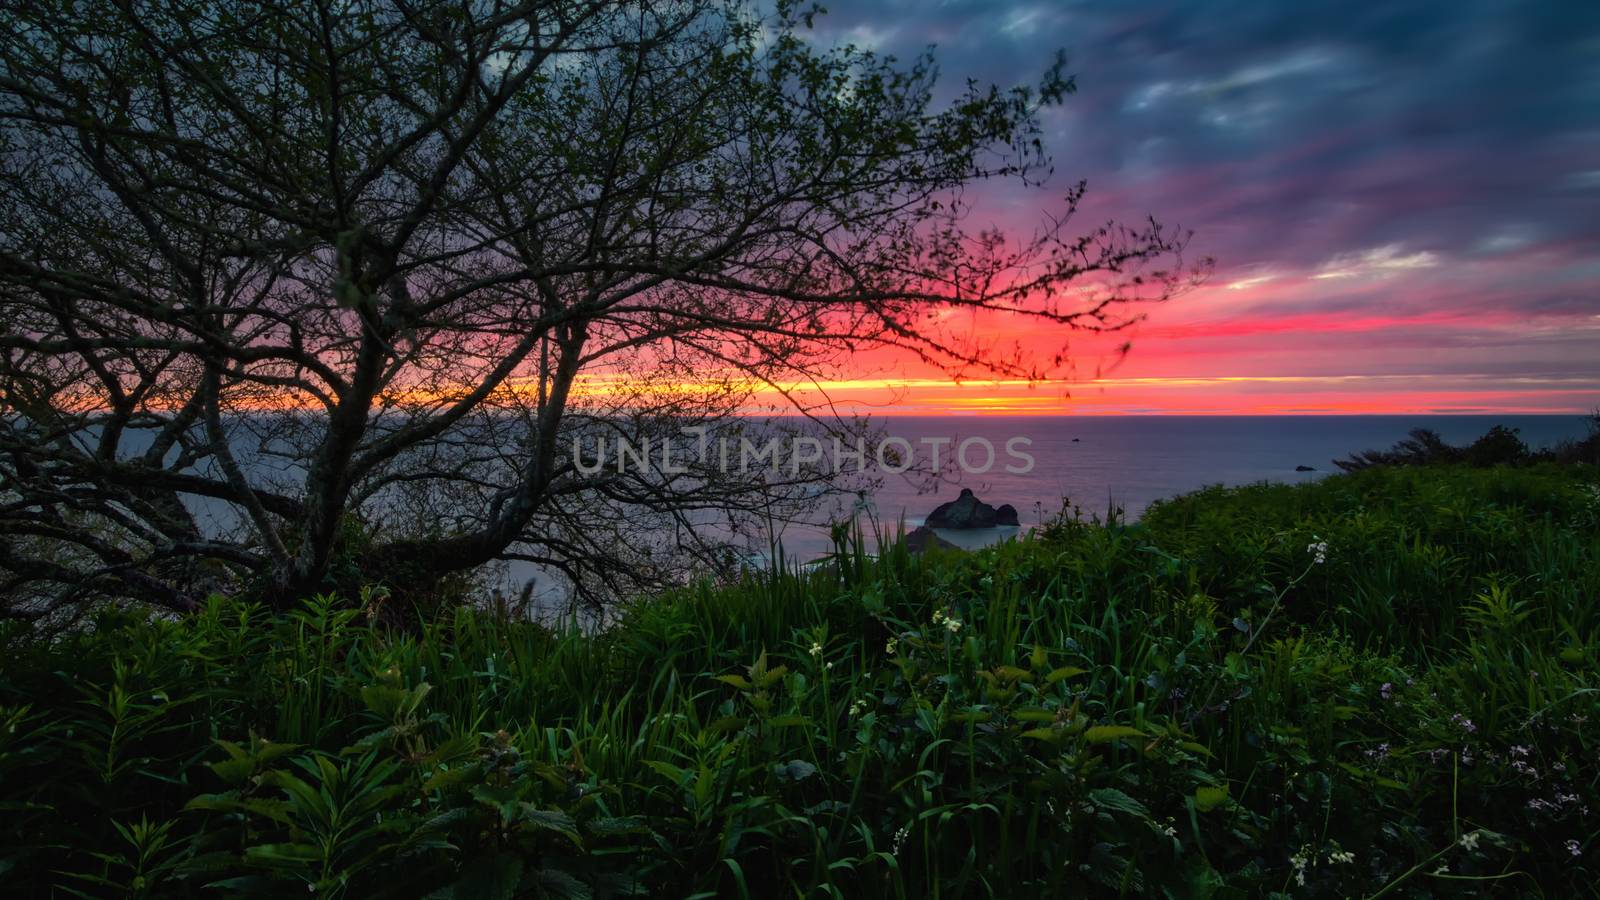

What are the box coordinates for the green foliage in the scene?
[2,464,1598,896]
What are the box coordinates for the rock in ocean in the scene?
[925,488,1016,529]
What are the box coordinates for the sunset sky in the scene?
[768,0,1600,415]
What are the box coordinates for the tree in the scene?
[0,0,1200,619]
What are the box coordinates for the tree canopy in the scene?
[0,0,1200,618]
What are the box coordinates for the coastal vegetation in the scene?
[3,459,1596,897]
[1335,419,1600,471]
[2,1,1592,896]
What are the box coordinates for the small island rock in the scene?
[925,488,1008,529]
[1295,465,1316,472]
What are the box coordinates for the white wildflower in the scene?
[1567,839,1583,857]
[1306,538,1329,565]
[1289,849,1309,882]
[944,617,963,634]
[809,642,823,658]
[885,637,898,655]
[1458,831,1480,851]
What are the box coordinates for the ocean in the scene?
[99,412,1598,608]
[749,415,1595,561]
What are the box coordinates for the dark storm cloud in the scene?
[807,0,1600,287]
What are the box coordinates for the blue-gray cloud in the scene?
[807,0,1600,283]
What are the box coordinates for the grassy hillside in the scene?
[2,464,1598,897]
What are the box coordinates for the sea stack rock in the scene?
[925,488,1006,529]
[905,525,959,553]
[995,504,1020,526]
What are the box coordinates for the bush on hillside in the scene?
[1335,413,1599,471]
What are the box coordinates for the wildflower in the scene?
[1289,848,1310,886]
[1329,849,1355,864]
[1306,538,1329,564]
[1566,839,1582,857]
[825,661,835,670]
[944,616,963,634]
[809,642,823,658]
[1511,744,1530,758]
[1432,864,1450,875]
[1450,713,1477,733]
[849,699,867,717]
[885,637,898,655]
[891,823,911,854]
[1459,831,1480,851]
[931,609,946,625]
[1379,682,1393,700]
[1161,824,1178,838]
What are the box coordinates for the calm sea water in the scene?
[755,415,1594,560]
[126,412,1594,606]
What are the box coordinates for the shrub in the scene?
[1,464,1597,896]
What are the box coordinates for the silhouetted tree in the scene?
[1332,424,1583,472]
[1334,429,1462,471]
[0,0,1200,617]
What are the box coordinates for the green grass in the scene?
[2,463,1598,897]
